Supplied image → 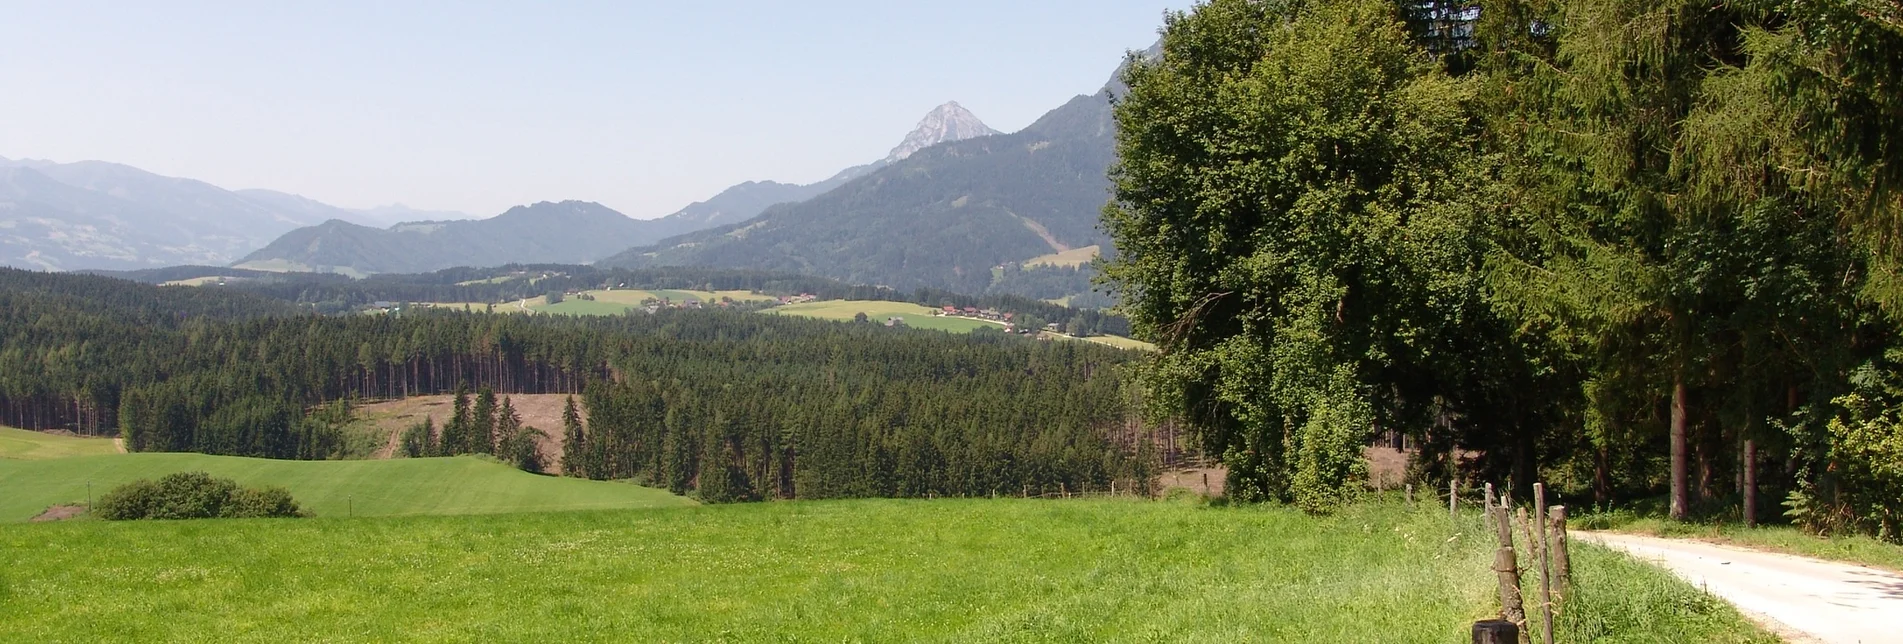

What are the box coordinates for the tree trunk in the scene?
[1670,373,1689,521]
[1743,438,1758,528]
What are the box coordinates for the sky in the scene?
[0,1,1193,219]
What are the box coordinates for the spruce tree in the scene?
[445,383,472,456]
[471,387,498,455]
[559,396,588,478]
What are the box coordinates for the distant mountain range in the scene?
[237,102,1002,275]
[599,73,1122,294]
[235,201,650,276]
[0,156,472,271]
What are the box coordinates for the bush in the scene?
[94,472,305,520]
[225,486,303,518]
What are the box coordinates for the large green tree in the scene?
[1104,0,1507,511]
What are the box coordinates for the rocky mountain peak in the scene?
[884,101,1000,163]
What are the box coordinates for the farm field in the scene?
[1067,333,1156,351]
[0,427,119,460]
[527,288,776,315]
[0,499,1768,642]
[1023,244,1101,268]
[766,300,1004,332]
[0,452,690,522]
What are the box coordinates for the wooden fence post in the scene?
[1490,505,1527,639]
[1450,478,1459,518]
[1406,483,1414,508]
[1550,505,1571,602]
[1484,482,1497,530]
[1534,483,1554,644]
[1473,619,1519,644]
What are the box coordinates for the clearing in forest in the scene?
[766,300,1004,333]
[1023,245,1101,268]
[0,499,1770,642]
[0,453,690,522]
[527,289,776,315]
[0,427,120,461]
[351,394,580,468]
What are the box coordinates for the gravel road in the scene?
[1579,532,1903,643]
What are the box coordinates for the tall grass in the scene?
[0,499,1768,642]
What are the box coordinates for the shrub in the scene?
[225,486,303,518]
[94,472,305,520]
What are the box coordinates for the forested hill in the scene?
[235,201,660,275]
[0,269,1149,500]
[0,267,292,324]
[598,88,1119,294]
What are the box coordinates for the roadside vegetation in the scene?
[0,499,1768,642]
[1579,509,1903,573]
[1104,0,1903,541]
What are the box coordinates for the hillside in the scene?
[0,500,1769,642]
[236,201,654,274]
[635,101,1000,241]
[0,451,690,522]
[0,157,396,271]
[599,74,1119,294]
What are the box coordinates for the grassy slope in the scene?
[0,427,119,461]
[1023,244,1101,268]
[0,500,1767,642]
[767,300,1003,333]
[1579,512,1903,573]
[0,453,691,522]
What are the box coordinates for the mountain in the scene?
[0,157,395,271]
[235,201,651,275]
[882,101,1000,163]
[639,102,999,237]
[598,79,1119,294]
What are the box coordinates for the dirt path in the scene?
[1580,532,1903,643]
[113,438,125,453]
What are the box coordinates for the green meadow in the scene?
[0,498,1769,643]
[0,427,120,461]
[0,452,691,522]
[766,300,1005,333]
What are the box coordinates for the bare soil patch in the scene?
[30,504,87,522]
[356,394,584,473]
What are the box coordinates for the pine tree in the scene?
[471,387,498,455]
[445,383,471,456]
[559,396,588,477]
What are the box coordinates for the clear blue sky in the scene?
[0,1,1192,219]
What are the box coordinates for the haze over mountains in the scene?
[0,156,470,271]
[601,78,1121,294]
[5,47,1140,298]
[236,102,1005,275]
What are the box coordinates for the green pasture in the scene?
[767,300,1005,332]
[0,453,691,522]
[0,427,119,461]
[0,499,1767,642]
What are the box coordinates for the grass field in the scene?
[1066,333,1157,351]
[0,499,1767,642]
[0,427,119,461]
[1578,510,1903,573]
[767,300,1005,332]
[526,289,776,316]
[1023,245,1101,268]
[0,453,691,522]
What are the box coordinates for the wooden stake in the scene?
[1406,483,1414,508]
[1472,619,1519,644]
[1550,505,1571,604]
[1534,483,1554,644]
[1484,483,1497,531]
[1490,505,1527,637]
[1450,478,1459,518]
